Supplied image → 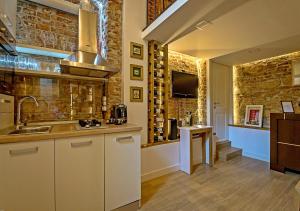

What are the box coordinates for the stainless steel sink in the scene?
[9,126,52,135]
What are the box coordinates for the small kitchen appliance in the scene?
[109,104,127,125]
[78,119,103,129]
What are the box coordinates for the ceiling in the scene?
[169,0,300,65]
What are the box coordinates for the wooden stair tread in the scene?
[216,140,231,150]
[218,147,242,154]
[217,146,242,161]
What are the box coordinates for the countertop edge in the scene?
[0,124,143,144]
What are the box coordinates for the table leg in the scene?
[209,130,214,166]
[202,133,206,165]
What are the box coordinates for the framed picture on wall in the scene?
[244,105,264,128]
[130,42,144,60]
[281,101,294,113]
[130,86,143,102]
[130,64,143,81]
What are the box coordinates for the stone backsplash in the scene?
[1,0,123,122]
[168,51,207,124]
[17,0,78,51]
[15,76,104,122]
[233,51,300,127]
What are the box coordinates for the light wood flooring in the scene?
[141,157,300,211]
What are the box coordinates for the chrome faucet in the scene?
[16,96,39,130]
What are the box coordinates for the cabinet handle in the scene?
[0,98,11,103]
[116,136,134,143]
[71,140,93,147]
[9,147,38,156]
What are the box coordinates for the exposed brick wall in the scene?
[16,0,78,51]
[147,0,176,25]
[233,51,300,127]
[11,0,123,122]
[101,0,123,118]
[168,51,207,124]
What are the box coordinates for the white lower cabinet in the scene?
[0,140,55,211]
[55,135,105,211]
[105,132,141,211]
[0,130,141,211]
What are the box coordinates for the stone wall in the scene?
[17,0,78,51]
[9,0,123,122]
[147,0,176,25]
[233,51,300,127]
[168,51,207,124]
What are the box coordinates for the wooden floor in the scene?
[141,157,300,211]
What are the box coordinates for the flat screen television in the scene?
[172,71,198,98]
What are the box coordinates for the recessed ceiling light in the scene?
[195,20,211,30]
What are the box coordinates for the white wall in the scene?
[122,1,206,182]
[229,126,270,162]
[141,140,203,182]
[122,0,148,144]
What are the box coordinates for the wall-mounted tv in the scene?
[172,71,198,98]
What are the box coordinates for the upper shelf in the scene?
[29,0,80,15]
[16,44,72,59]
[142,0,246,45]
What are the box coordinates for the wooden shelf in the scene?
[148,41,169,144]
[16,44,72,59]
[141,139,179,148]
[29,0,79,15]
[228,124,270,131]
[15,69,107,82]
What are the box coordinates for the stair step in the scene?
[218,147,242,161]
[216,140,231,150]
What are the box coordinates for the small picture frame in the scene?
[130,64,143,81]
[130,86,143,102]
[244,105,264,128]
[130,42,144,60]
[281,101,294,113]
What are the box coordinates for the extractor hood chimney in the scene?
[60,5,118,78]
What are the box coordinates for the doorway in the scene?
[209,61,232,142]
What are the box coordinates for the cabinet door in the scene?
[105,132,141,211]
[55,135,104,211]
[0,140,55,211]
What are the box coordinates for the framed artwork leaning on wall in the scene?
[244,105,264,128]
[281,101,294,113]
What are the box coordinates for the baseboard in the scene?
[243,151,270,162]
[141,164,180,182]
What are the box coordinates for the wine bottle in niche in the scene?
[154,62,164,69]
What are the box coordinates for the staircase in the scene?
[216,140,242,161]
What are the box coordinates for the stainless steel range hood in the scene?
[60,9,118,78]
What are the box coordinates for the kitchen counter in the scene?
[0,123,142,144]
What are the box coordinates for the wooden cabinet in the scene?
[55,135,105,211]
[105,132,141,210]
[0,140,55,211]
[270,113,300,172]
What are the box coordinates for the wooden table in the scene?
[178,125,213,175]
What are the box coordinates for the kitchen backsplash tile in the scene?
[14,76,104,123]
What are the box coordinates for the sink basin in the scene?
[9,126,52,135]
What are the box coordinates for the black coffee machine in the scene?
[109,104,127,125]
